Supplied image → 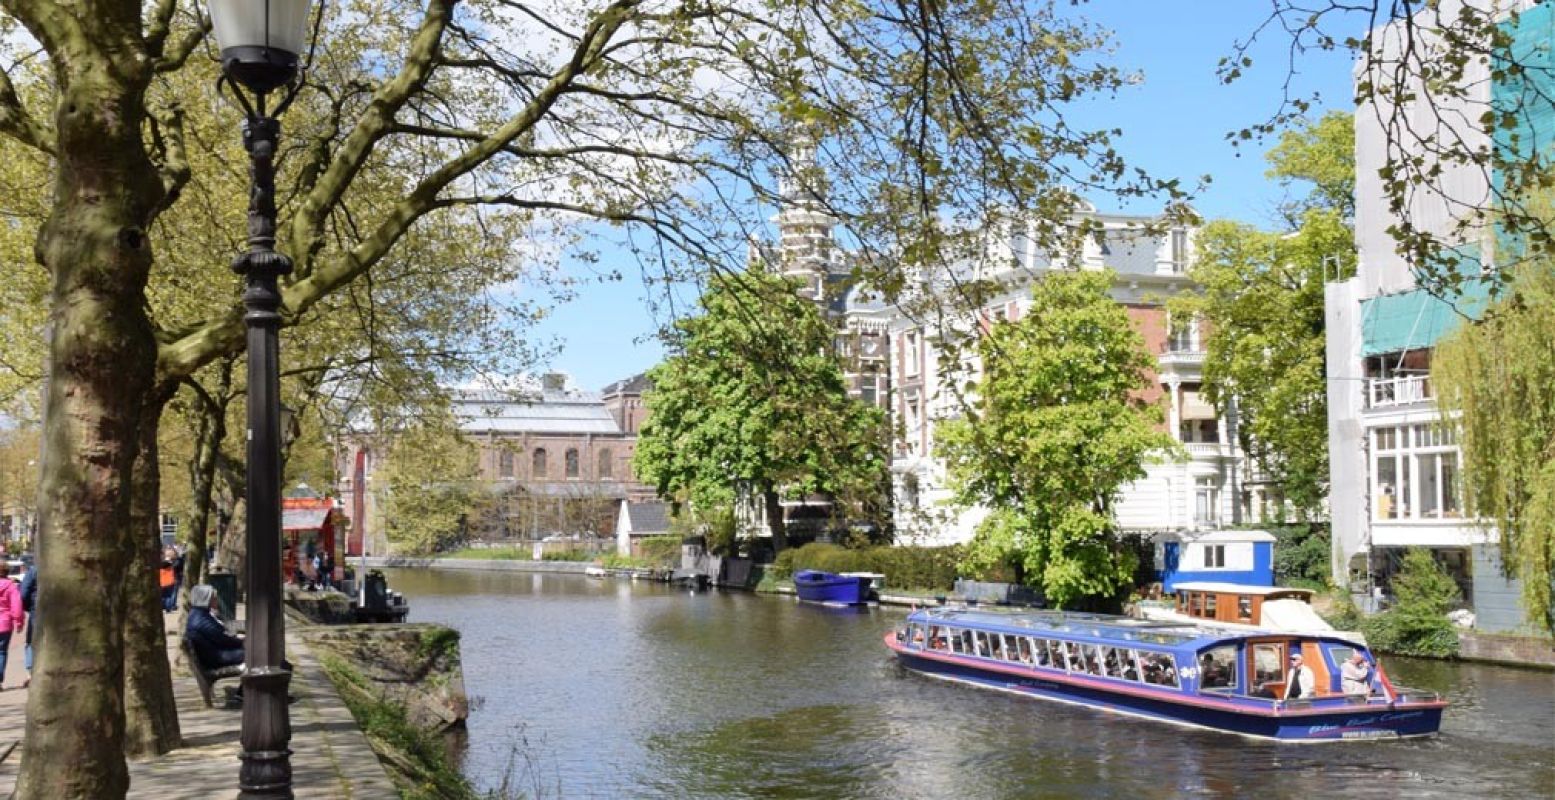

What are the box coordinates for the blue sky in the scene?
[535,1,1361,391]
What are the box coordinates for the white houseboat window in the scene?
[1199,646,1238,691]
[1204,544,1226,569]
[1141,653,1179,687]
[1237,595,1253,621]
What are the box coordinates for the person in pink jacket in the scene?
[0,576,23,689]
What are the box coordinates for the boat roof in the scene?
[1172,582,1314,597]
[907,606,1359,652]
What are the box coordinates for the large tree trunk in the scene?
[123,394,181,757]
[18,54,162,799]
[762,484,788,553]
[178,366,233,607]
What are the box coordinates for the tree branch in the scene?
[0,65,55,155]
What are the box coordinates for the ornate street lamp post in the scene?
[208,1,315,797]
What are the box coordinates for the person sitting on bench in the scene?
[186,584,244,671]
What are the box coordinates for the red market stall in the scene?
[281,495,342,586]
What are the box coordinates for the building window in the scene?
[1204,544,1226,568]
[599,449,613,479]
[1195,476,1221,525]
[565,448,580,478]
[532,448,548,479]
[1171,228,1189,272]
[861,380,877,407]
[1167,313,1199,353]
[904,332,920,377]
[1371,424,1460,521]
[499,450,514,479]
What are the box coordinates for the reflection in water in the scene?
[387,569,1555,799]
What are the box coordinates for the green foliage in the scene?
[1264,111,1356,222]
[769,542,963,592]
[1269,524,1332,589]
[1434,262,1555,634]
[1361,549,1463,658]
[638,535,684,565]
[441,547,533,561]
[1175,113,1356,517]
[633,269,889,543]
[937,270,1181,608]
[375,418,480,556]
[539,549,595,562]
[414,625,463,664]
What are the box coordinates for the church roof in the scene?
[453,389,623,436]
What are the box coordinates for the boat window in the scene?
[928,626,948,651]
[948,628,964,654]
[1237,595,1253,621]
[1101,647,1125,679]
[1252,643,1283,690]
[1120,649,1142,682]
[1045,640,1065,669]
[1141,653,1179,687]
[1188,592,1203,617]
[960,629,977,655]
[1059,641,1080,671]
[972,631,991,657]
[1081,644,1105,675]
[998,634,1015,660]
[1015,637,1033,664]
[1198,645,1238,692]
[1204,593,1218,617]
[909,624,925,647]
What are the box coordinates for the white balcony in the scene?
[1158,349,1206,368]
[1367,375,1431,409]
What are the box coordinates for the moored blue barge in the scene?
[887,607,1445,742]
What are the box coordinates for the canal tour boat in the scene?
[887,607,1446,741]
[794,570,874,605]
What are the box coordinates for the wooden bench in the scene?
[181,638,243,707]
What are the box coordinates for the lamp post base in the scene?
[238,666,294,799]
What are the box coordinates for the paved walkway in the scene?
[0,612,396,799]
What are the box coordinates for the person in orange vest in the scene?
[160,547,178,613]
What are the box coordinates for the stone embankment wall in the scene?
[304,624,470,731]
[304,623,476,798]
[1458,630,1555,669]
[359,556,591,574]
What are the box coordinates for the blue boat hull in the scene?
[794,571,872,605]
[890,640,1443,741]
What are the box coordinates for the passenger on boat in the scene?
[1284,653,1316,700]
[1340,651,1373,699]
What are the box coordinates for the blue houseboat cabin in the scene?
[1158,530,1276,592]
[887,607,1445,741]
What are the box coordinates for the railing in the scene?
[1368,375,1431,408]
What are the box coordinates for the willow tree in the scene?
[0,0,1185,796]
[1434,264,1555,634]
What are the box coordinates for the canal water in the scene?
[386,569,1555,799]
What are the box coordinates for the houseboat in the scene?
[887,607,1445,741]
[794,570,874,606]
[1137,582,1353,639]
